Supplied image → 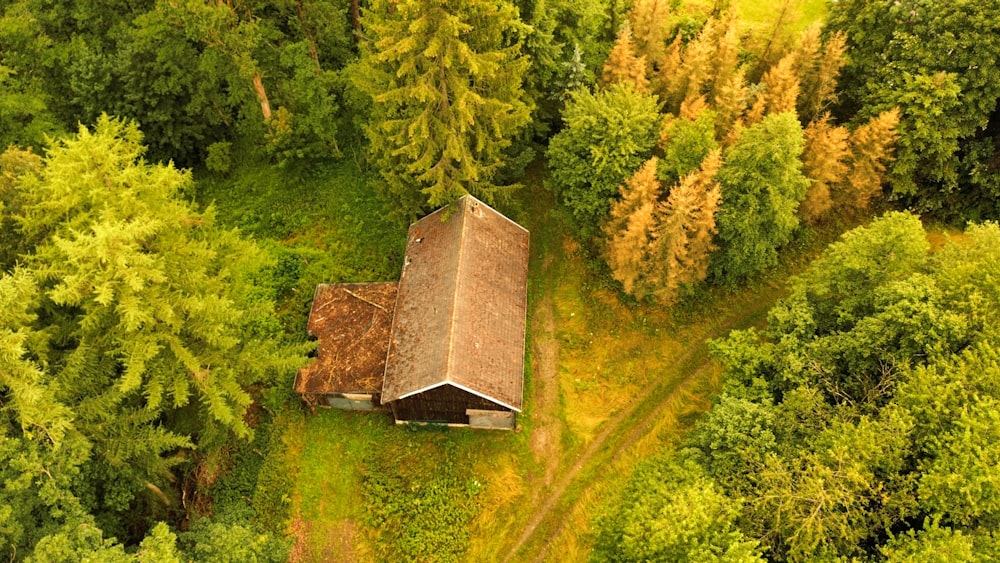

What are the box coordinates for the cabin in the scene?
[294,195,529,430]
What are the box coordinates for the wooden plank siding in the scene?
[389,384,512,425]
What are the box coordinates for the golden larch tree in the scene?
[797,28,848,121]
[629,0,674,75]
[800,113,850,222]
[602,23,650,93]
[653,33,684,101]
[663,17,720,112]
[604,157,662,295]
[843,108,901,209]
[760,52,801,116]
[652,149,723,304]
[713,67,750,142]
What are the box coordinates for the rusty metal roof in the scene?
[294,282,398,396]
[381,195,529,411]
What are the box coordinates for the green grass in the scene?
[738,0,828,33]
[195,148,406,282]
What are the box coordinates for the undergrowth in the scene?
[360,434,484,562]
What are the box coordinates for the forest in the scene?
[1,0,999,561]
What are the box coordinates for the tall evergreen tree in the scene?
[356,0,532,217]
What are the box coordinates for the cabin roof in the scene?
[294,282,398,396]
[381,195,529,412]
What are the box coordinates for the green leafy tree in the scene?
[696,214,1000,560]
[592,457,765,562]
[711,112,809,284]
[546,83,660,233]
[355,0,532,217]
[881,522,978,563]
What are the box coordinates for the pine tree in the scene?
[602,22,650,93]
[604,157,662,296]
[800,114,850,223]
[356,0,532,216]
[844,108,900,210]
[653,149,722,303]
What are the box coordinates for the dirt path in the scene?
[503,293,777,562]
[528,297,562,487]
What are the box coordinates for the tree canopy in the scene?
[0,116,306,556]
[827,0,1000,219]
[600,212,1000,561]
[355,0,532,217]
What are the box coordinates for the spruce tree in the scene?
[356,0,532,217]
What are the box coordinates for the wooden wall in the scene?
[390,384,510,424]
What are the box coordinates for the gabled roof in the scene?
[294,282,398,396]
[381,195,529,411]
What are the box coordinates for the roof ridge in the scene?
[443,197,469,387]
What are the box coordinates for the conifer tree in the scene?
[796,28,847,122]
[800,114,850,222]
[0,116,307,529]
[602,22,650,93]
[712,67,750,142]
[653,149,722,303]
[759,52,800,116]
[356,0,532,217]
[652,33,683,103]
[844,108,900,210]
[663,18,718,112]
[657,14,740,115]
[604,157,662,296]
[628,0,674,75]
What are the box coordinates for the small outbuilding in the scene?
[293,282,398,410]
[295,195,529,430]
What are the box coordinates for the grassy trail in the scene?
[507,287,779,562]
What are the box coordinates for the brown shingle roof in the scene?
[381,195,529,411]
[294,282,398,396]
